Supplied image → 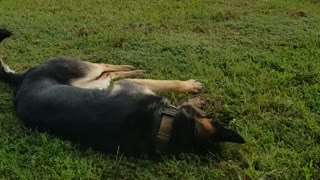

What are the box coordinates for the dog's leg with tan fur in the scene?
[107,70,145,79]
[124,79,203,94]
[101,64,135,72]
[72,70,145,90]
[77,62,136,82]
[71,61,140,89]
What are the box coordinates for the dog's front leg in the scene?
[123,79,203,94]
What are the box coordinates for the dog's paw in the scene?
[132,70,146,77]
[186,97,205,108]
[185,79,203,93]
[121,65,136,71]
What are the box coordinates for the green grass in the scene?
[1,0,320,179]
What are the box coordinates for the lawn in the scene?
[1,0,320,179]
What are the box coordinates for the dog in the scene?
[0,29,244,156]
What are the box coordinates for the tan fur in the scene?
[70,62,109,89]
[196,118,215,137]
[180,97,206,116]
[70,62,139,90]
[109,70,145,79]
[184,97,204,108]
[124,79,203,94]
[67,61,203,95]
[103,64,135,72]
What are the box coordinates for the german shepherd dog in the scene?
[0,29,244,156]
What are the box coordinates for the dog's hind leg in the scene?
[84,62,141,80]
[108,70,145,79]
[102,64,135,72]
[71,61,136,84]
[123,79,203,94]
[70,61,138,88]
[72,70,145,90]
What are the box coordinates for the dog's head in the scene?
[169,104,245,153]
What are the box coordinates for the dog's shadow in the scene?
[77,142,242,166]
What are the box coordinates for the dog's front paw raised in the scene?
[183,79,203,94]
[186,97,205,108]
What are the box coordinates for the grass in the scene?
[0,0,320,179]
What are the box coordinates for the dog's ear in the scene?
[212,120,245,144]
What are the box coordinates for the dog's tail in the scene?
[0,59,24,86]
[0,28,24,86]
[0,28,12,43]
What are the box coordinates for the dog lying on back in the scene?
[0,29,244,156]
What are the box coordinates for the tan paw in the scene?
[184,79,203,93]
[119,65,135,71]
[131,70,146,77]
[186,97,205,108]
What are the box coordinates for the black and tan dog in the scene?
[0,29,244,156]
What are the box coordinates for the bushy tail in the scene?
[0,28,24,86]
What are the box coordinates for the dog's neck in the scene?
[154,105,177,154]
